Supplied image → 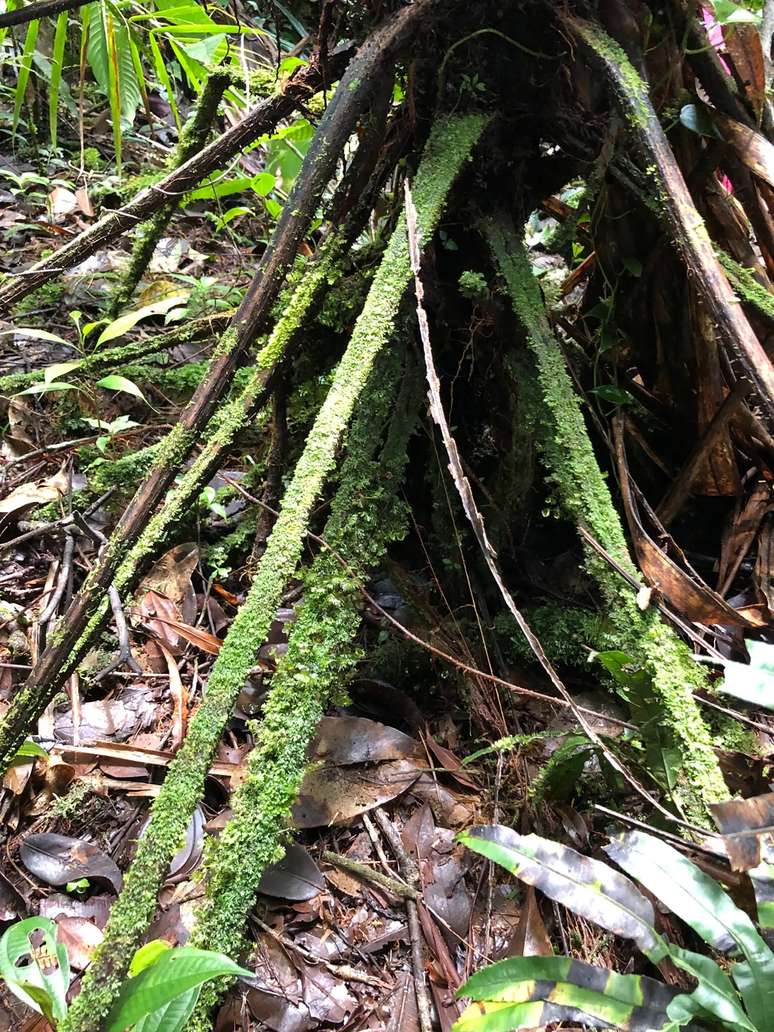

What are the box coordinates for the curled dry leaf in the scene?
[258,844,325,902]
[55,916,104,970]
[292,758,422,829]
[309,716,422,765]
[19,832,123,892]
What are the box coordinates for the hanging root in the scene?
[185,349,419,1029]
[58,111,487,1032]
[485,216,728,823]
[109,70,232,316]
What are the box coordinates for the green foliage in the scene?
[0,919,249,1032]
[457,826,774,1032]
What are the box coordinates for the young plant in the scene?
[0,918,250,1032]
[456,825,774,1032]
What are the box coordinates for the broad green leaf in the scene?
[749,863,774,947]
[85,0,141,171]
[459,827,667,962]
[44,360,84,384]
[135,985,200,1032]
[605,830,774,1032]
[95,375,147,401]
[713,1,761,25]
[457,955,676,1031]
[49,10,68,147]
[679,102,724,139]
[454,1000,556,1032]
[0,917,70,1023]
[129,939,171,977]
[668,945,753,1031]
[105,947,250,1032]
[13,20,40,132]
[97,294,187,344]
[11,740,48,765]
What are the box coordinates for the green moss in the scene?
[59,113,489,1032]
[186,350,418,1026]
[572,21,651,130]
[496,604,619,667]
[486,218,727,822]
[458,269,489,302]
[716,248,774,322]
[14,279,67,319]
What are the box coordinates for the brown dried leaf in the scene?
[0,468,70,515]
[714,112,774,189]
[710,791,774,871]
[55,916,103,970]
[509,885,554,957]
[309,716,422,765]
[292,759,421,828]
[148,616,222,655]
[19,832,123,892]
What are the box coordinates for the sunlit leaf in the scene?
[0,917,70,1023]
[97,294,187,344]
[458,826,667,962]
[95,375,147,402]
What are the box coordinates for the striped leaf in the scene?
[605,830,774,1032]
[455,955,677,1032]
[668,945,754,1031]
[458,826,668,962]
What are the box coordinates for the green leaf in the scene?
[95,375,147,402]
[129,940,171,977]
[605,830,774,1032]
[97,294,187,344]
[13,20,40,132]
[457,955,677,1031]
[17,381,81,396]
[135,986,200,1032]
[713,1,761,25]
[458,827,667,962]
[44,360,84,384]
[0,327,70,345]
[11,740,48,765]
[85,1,141,172]
[0,917,70,1023]
[679,103,724,139]
[149,33,180,131]
[105,947,250,1032]
[668,945,754,1031]
[49,9,68,147]
[589,384,635,407]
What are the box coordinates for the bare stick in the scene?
[0,0,91,29]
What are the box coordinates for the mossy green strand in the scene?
[486,218,727,822]
[59,112,487,1032]
[185,351,420,1028]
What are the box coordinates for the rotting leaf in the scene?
[257,844,325,902]
[710,791,774,871]
[292,758,421,828]
[308,716,423,765]
[19,832,123,893]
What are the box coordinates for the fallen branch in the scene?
[0,0,91,29]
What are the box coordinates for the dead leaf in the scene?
[258,844,325,901]
[19,832,123,892]
[722,24,766,118]
[55,916,103,970]
[158,642,186,749]
[0,467,71,515]
[718,481,771,594]
[292,759,421,828]
[509,885,553,957]
[714,112,774,189]
[710,791,774,870]
[147,616,221,655]
[422,728,480,789]
[140,543,199,603]
[309,716,422,765]
[48,186,77,219]
[614,417,752,627]
[74,186,94,218]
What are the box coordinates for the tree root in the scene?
[57,110,487,1032]
[0,3,430,777]
[184,348,419,1029]
[485,215,728,823]
[564,16,774,425]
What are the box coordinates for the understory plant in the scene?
[456,825,774,1032]
[0,916,249,1032]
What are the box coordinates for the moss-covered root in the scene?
[59,113,487,1032]
[109,70,232,316]
[185,352,419,1030]
[485,216,727,822]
